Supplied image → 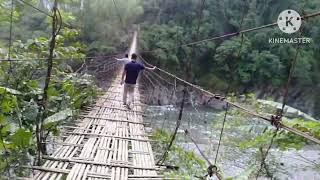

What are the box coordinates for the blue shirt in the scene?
[124,61,145,84]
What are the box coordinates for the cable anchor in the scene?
[213,94,226,101]
[270,114,282,129]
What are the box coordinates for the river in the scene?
[145,105,320,179]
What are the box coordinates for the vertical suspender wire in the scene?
[188,0,206,83]
[214,103,229,165]
[256,0,306,175]
[256,32,302,180]
[112,0,124,28]
[112,0,129,43]
[8,0,14,68]
[156,89,187,165]
[280,44,301,115]
[256,46,300,179]
[255,128,279,179]
[161,78,177,129]
[213,1,247,166]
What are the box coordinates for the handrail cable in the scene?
[143,70,166,87]
[140,56,269,120]
[145,68,175,86]
[139,57,320,145]
[0,53,123,62]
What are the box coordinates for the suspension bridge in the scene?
[27,30,165,180]
[1,0,320,179]
[26,29,320,179]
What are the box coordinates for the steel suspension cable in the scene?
[68,57,118,74]
[140,56,320,145]
[142,11,320,53]
[16,0,53,18]
[141,57,269,121]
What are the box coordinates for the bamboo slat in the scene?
[29,72,158,180]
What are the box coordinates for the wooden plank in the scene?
[96,105,145,114]
[85,105,147,115]
[79,116,150,125]
[64,132,152,142]
[99,97,146,104]
[42,155,159,171]
[24,166,166,179]
[63,126,153,137]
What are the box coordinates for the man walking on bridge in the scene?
[121,53,155,109]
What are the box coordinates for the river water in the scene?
[145,105,320,179]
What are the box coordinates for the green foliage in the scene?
[238,117,320,151]
[11,128,32,148]
[0,1,99,176]
[0,0,319,177]
[152,129,207,179]
[227,94,320,151]
[139,0,320,118]
[74,0,144,53]
[208,94,320,178]
[44,108,73,124]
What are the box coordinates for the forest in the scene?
[0,0,320,179]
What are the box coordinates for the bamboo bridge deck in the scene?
[32,73,159,180]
